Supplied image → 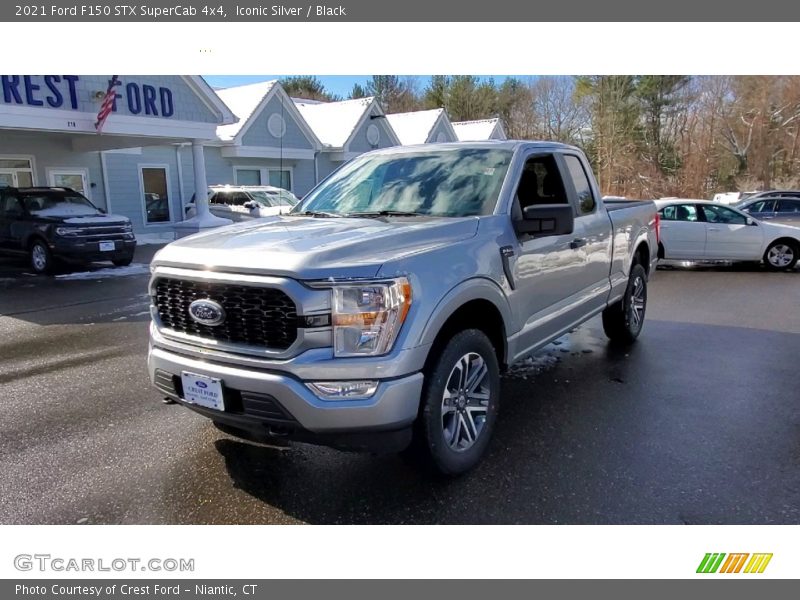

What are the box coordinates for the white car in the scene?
[186,185,299,221]
[655,199,800,270]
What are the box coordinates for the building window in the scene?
[48,169,90,199]
[235,168,261,185]
[141,166,171,224]
[366,123,381,146]
[0,157,34,187]
[267,114,287,139]
[268,169,291,191]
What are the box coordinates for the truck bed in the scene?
[603,198,654,211]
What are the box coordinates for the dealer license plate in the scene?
[99,241,115,252]
[181,372,225,411]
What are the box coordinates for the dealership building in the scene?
[0,75,505,237]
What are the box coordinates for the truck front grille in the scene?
[153,277,298,350]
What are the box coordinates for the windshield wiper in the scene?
[346,210,425,218]
[291,210,343,218]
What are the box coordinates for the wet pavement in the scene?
[0,253,798,524]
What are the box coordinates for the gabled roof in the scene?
[294,96,398,150]
[452,118,507,141]
[185,76,238,125]
[214,80,320,147]
[386,108,455,145]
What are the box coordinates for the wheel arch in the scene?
[419,278,512,372]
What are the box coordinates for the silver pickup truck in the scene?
[148,142,658,474]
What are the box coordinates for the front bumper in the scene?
[51,238,137,262]
[148,346,423,451]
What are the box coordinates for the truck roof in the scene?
[364,139,582,156]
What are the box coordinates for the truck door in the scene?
[508,152,591,355]
[658,203,706,258]
[560,153,614,316]
[699,203,763,260]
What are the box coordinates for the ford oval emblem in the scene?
[188,299,226,327]
[196,381,208,388]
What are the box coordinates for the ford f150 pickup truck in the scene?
[148,142,659,474]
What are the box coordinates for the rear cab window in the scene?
[563,155,596,215]
[659,204,699,222]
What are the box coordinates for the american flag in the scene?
[95,76,121,133]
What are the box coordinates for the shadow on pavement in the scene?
[199,320,800,525]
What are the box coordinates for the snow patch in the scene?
[135,232,176,245]
[54,264,150,280]
[30,206,97,217]
[63,215,128,224]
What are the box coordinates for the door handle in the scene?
[570,238,587,249]
[707,227,720,232]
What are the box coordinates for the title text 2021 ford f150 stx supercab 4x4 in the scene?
[148,142,658,474]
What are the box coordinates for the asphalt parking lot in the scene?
[0,250,798,524]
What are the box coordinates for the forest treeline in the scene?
[280,75,800,198]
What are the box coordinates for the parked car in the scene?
[738,197,800,226]
[738,189,800,202]
[148,142,658,474]
[185,185,299,221]
[655,199,799,270]
[145,193,170,223]
[0,186,136,274]
[712,191,760,205]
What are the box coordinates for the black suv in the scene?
[0,187,137,274]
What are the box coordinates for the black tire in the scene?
[763,240,798,271]
[112,257,134,267]
[29,239,53,275]
[602,263,648,344]
[413,329,500,475]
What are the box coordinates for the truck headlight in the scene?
[328,277,412,357]
[55,227,79,236]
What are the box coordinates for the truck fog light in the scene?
[307,380,378,400]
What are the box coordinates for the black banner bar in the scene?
[3,0,800,21]
[3,580,799,600]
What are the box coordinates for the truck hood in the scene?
[153,215,480,279]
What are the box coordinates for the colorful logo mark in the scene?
[697,553,773,574]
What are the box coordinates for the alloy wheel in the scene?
[767,244,794,268]
[441,352,491,452]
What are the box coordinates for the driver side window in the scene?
[1,195,23,217]
[701,205,747,225]
[515,154,568,213]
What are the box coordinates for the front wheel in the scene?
[414,329,500,475]
[602,263,648,344]
[29,240,53,274]
[763,240,798,271]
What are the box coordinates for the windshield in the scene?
[21,193,100,217]
[295,148,513,217]
[248,190,299,207]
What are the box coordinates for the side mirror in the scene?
[746,217,757,226]
[243,201,257,210]
[514,204,575,236]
